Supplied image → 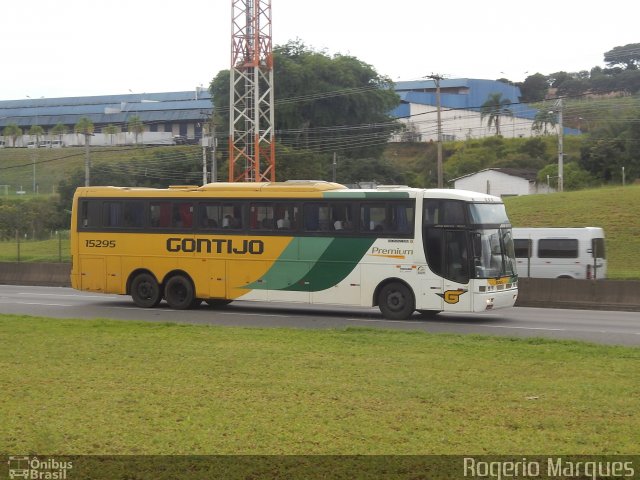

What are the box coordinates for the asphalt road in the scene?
[1,284,639,346]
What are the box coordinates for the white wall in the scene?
[393,104,559,142]
[454,170,531,196]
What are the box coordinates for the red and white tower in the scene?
[229,0,275,182]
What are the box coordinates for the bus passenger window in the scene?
[175,203,193,228]
[103,202,122,227]
[200,203,221,228]
[80,200,101,228]
[123,202,144,228]
[150,202,171,228]
[274,203,297,231]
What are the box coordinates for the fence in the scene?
[0,230,70,262]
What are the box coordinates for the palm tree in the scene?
[29,125,45,146]
[127,115,144,144]
[104,124,118,145]
[532,109,557,135]
[2,123,22,147]
[480,93,513,136]
[51,123,67,144]
[74,116,94,140]
[75,117,94,186]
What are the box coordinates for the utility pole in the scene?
[332,152,337,182]
[211,124,218,183]
[202,141,208,185]
[84,135,90,187]
[427,74,444,188]
[556,98,564,192]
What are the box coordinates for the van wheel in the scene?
[130,273,161,308]
[378,282,415,320]
[164,275,195,310]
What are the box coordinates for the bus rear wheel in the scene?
[378,282,415,320]
[130,273,161,308]
[164,275,195,310]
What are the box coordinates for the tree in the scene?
[537,162,595,191]
[532,109,557,135]
[29,125,45,146]
[480,93,513,136]
[104,124,118,145]
[2,123,22,147]
[604,43,640,71]
[75,117,94,186]
[74,117,94,138]
[210,39,401,175]
[127,115,144,144]
[519,73,549,103]
[51,123,67,144]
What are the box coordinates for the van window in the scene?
[592,238,606,259]
[538,239,578,258]
[513,239,532,258]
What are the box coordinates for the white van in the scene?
[512,227,606,279]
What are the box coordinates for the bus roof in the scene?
[73,182,503,202]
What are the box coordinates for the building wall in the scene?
[393,104,559,142]
[454,170,532,196]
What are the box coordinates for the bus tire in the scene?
[378,282,415,320]
[164,275,195,310]
[130,273,161,308]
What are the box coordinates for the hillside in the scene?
[0,145,202,195]
[503,186,640,279]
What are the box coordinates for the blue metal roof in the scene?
[0,91,213,128]
[392,79,580,135]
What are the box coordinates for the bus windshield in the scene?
[472,227,517,279]
[468,203,510,225]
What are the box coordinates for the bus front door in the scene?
[441,230,472,312]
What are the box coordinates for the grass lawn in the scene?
[504,185,640,279]
[1,315,639,455]
[0,237,70,262]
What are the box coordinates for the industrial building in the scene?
[390,78,577,142]
[0,88,213,147]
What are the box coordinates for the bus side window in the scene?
[150,202,171,228]
[175,203,193,228]
[80,200,101,228]
[103,202,122,227]
[123,202,144,228]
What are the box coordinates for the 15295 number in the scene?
[85,240,116,248]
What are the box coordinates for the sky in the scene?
[1,0,638,101]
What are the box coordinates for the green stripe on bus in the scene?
[282,237,375,292]
[245,237,333,290]
[247,237,376,292]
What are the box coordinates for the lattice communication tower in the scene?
[229,0,275,182]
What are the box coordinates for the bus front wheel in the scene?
[130,273,161,308]
[378,282,415,320]
[165,275,195,310]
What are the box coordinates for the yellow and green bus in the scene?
[70,181,518,319]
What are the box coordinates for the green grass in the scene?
[0,236,69,262]
[1,315,639,455]
[0,145,200,197]
[504,185,640,279]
